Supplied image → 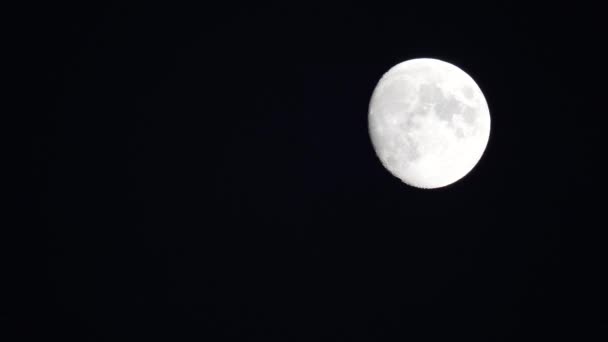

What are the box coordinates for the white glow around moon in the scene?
[368,58,491,189]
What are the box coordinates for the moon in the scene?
[368,58,491,189]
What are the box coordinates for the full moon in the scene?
[368,58,491,189]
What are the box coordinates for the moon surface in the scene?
[368,58,491,189]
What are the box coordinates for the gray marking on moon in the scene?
[462,86,474,99]
[419,83,443,107]
[433,89,462,123]
[454,127,465,138]
[396,81,479,140]
[461,105,477,125]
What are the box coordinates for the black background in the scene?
[14,1,604,341]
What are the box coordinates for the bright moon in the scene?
[368,58,491,189]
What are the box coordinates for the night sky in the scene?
[17,1,604,341]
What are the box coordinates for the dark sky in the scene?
[17,1,604,341]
